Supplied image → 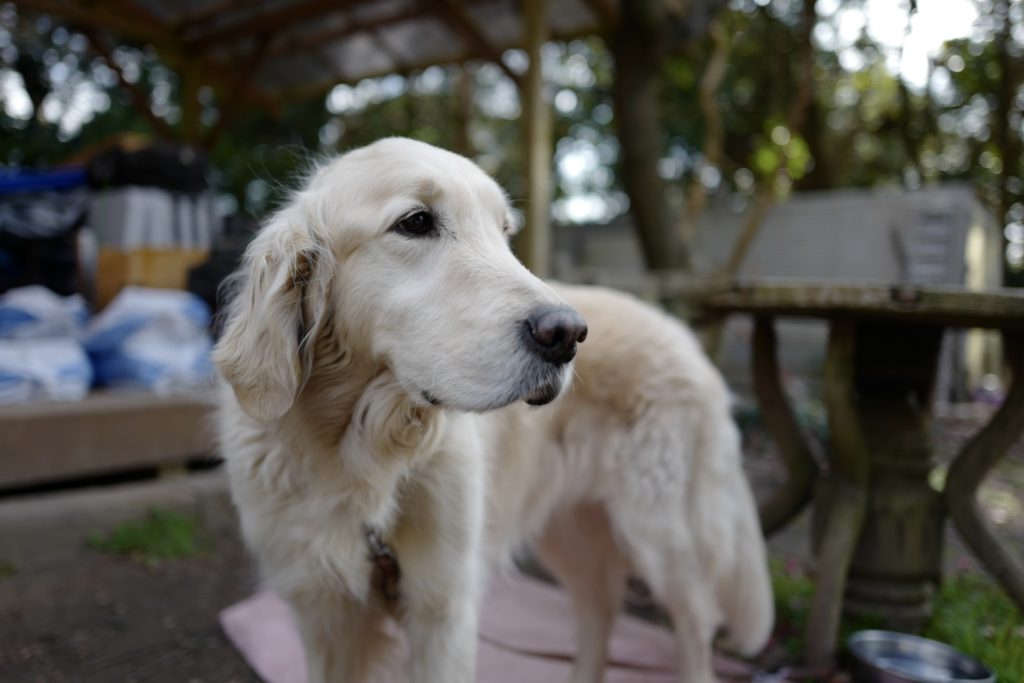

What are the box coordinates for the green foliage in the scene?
[88,508,202,564]
[924,573,1024,682]
[769,562,1023,680]
[769,560,816,656]
[0,560,15,580]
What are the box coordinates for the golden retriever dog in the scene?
[214,138,772,683]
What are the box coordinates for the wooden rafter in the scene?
[367,28,407,71]
[202,34,272,148]
[81,28,176,140]
[581,0,618,31]
[427,0,520,86]
[270,20,599,101]
[107,0,170,32]
[173,0,253,35]
[12,0,173,48]
[185,0,356,52]
[266,6,428,59]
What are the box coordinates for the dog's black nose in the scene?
[524,306,588,364]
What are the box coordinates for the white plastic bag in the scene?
[84,287,214,393]
[0,338,92,404]
[0,285,88,339]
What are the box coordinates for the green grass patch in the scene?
[88,508,203,564]
[0,561,15,580]
[924,573,1024,682]
[769,562,1023,680]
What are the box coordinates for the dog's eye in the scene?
[392,211,437,238]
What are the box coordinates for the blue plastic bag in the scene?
[0,285,88,339]
[84,287,214,393]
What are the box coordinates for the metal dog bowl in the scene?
[848,630,996,683]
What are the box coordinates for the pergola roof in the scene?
[18,0,615,99]
[15,0,605,275]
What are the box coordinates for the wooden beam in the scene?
[268,22,598,101]
[581,0,618,31]
[267,6,427,59]
[108,0,170,31]
[427,0,521,86]
[186,0,355,52]
[82,28,177,140]
[202,34,271,148]
[367,29,408,72]
[173,0,252,35]
[12,0,173,48]
[517,0,552,277]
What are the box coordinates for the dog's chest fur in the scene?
[220,361,460,597]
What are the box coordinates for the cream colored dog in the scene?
[214,138,772,683]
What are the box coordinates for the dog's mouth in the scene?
[520,365,569,407]
[409,359,570,412]
[523,378,564,406]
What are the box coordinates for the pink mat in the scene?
[220,573,754,682]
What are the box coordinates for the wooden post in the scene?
[453,63,475,158]
[518,0,552,277]
[180,60,202,144]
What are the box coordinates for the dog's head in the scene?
[214,138,586,422]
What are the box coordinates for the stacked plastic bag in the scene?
[0,285,214,405]
[0,286,92,403]
[85,287,214,394]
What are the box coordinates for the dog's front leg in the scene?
[397,419,485,683]
[405,586,479,683]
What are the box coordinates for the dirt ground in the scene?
[0,410,1021,683]
[0,475,261,683]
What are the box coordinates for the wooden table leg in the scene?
[806,319,870,667]
[753,316,819,536]
[944,331,1024,611]
[842,322,945,631]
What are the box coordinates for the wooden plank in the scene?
[0,391,214,489]
[696,281,1024,329]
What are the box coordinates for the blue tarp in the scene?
[0,167,87,195]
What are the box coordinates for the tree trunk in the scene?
[612,0,686,271]
[994,0,1016,285]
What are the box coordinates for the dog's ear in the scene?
[213,211,332,422]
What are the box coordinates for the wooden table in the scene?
[694,282,1024,666]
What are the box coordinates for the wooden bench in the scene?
[0,390,215,490]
